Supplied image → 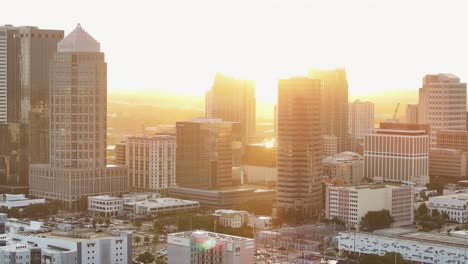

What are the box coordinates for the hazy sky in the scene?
[3,0,467,103]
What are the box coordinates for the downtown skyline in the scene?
[2,0,467,103]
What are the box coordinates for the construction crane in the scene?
[392,102,400,121]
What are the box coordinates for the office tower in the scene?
[29,24,127,208]
[406,104,418,124]
[438,130,468,151]
[326,184,414,229]
[348,99,374,151]
[126,135,176,193]
[168,231,254,264]
[206,73,256,143]
[429,148,466,178]
[309,69,348,152]
[364,122,429,184]
[0,124,28,192]
[322,134,338,157]
[243,142,277,184]
[0,25,21,124]
[276,77,323,218]
[176,118,240,190]
[115,141,126,165]
[418,74,467,147]
[274,104,278,140]
[322,152,364,185]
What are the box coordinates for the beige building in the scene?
[326,184,414,229]
[348,99,374,140]
[364,123,429,184]
[418,74,467,147]
[323,152,364,185]
[322,134,338,158]
[126,135,176,193]
[176,118,240,190]
[29,24,127,208]
[406,104,418,124]
[309,69,348,153]
[206,73,256,143]
[214,209,249,228]
[276,77,323,218]
[429,148,466,178]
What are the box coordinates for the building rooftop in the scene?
[126,197,199,207]
[58,23,100,52]
[169,230,253,242]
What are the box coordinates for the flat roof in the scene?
[169,230,253,242]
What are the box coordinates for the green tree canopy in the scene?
[360,210,394,231]
[136,251,155,264]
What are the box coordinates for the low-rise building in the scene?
[248,216,272,230]
[124,198,199,215]
[168,230,254,264]
[428,193,468,223]
[88,195,124,218]
[168,186,275,208]
[0,194,45,209]
[325,184,414,229]
[213,209,249,228]
[322,152,364,185]
[429,148,467,178]
[338,228,468,263]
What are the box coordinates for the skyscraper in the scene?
[348,99,374,151]
[29,24,127,208]
[309,69,348,152]
[406,104,418,124]
[276,77,323,218]
[176,118,241,190]
[418,74,467,147]
[205,73,256,143]
[0,25,63,193]
[364,122,429,184]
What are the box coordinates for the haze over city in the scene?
[1,1,468,264]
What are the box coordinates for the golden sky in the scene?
[4,0,467,103]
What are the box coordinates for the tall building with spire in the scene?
[276,77,323,218]
[205,73,256,143]
[418,74,467,147]
[29,24,127,208]
[309,69,348,153]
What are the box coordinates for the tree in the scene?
[237,200,273,215]
[136,251,155,264]
[134,236,141,247]
[92,219,97,228]
[156,257,167,264]
[419,191,428,201]
[104,218,111,227]
[431,209,440,217]
[360,210,394,231]
[152,235,159,244]
[360,252,410,264]
[97,218,103,226]
[144,236,150,243]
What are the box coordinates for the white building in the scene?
[348,100,374,150]
[213,209,249,228]
[126,135,176,193]
[124,197,199,215]
[168,230,254,264]
[338,228,468,263]
[0,194,45,209]
[364,122,429,184]
[248,216,272,230]
[326,184,414,229]
[428,193,468,223]
[322,152,364,185]
[88,195,124,218]
[418,74,467,147]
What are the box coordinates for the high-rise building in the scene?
[322,134,338,157]
[418,74,467,147]
[126,135,176,193]
[168,231,254,264]
[348,100,374,152]
[326,184,414,229]
[309,69,348,152]
[276,77,323,218]
[29,24,127,208]
[406,104,418,124]
[206,73,256,143]
[115,141,126,165]
[437,130,468,152]
[364,122,429,184]
[0,124,28,192]
[0,25,21,124]
[176,118,240,190]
